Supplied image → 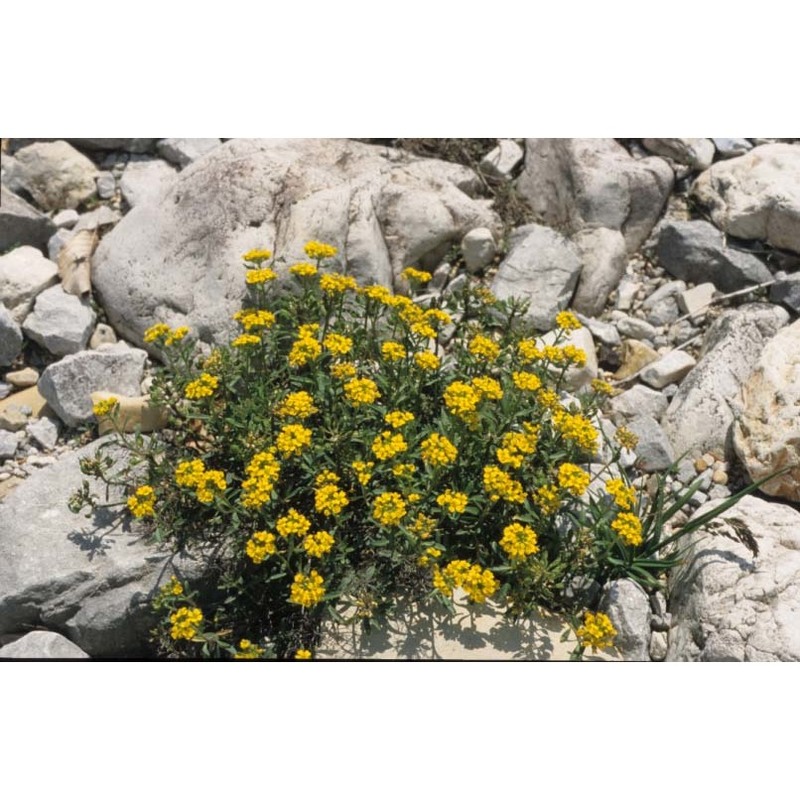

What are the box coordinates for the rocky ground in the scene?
[1,137,799,660]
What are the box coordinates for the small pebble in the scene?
[712,469,729,485]
[5,367,39,388]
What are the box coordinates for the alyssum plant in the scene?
[71,241,761,660]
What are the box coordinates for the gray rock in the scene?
[0,630,89,659]
[461,227,496,273]
[575,314,621,348]
[608,384,669,423]
[641,280,686,327]
[4,141,98,211]
[642,138,715,170]
[614,275,639,311]
[95,171,116,199]
[0,383,11,400]
[120,158,178,208]
[89,323,118,349]
[600,579,651,661]
[662,303,789,459]
[156,138,222,168]
[479,139,523,179]
[0,186,58,251]
[769,271,800,314]
[712,138,752,159]
[0,303,24,366]
[668,496,800,661]
[639,350,696,389]
[492,224,583,330]
[0,437,202,657]
[0,407,28,431]
[649,631,668,661]
[52,209,79,228]
[0,430,17,460]
[0,245,60,323]
[73,205,122,232]
[613,313,658,341]
[692,143,800,255]
[47,228,75,261]
[38,345,148,427]
[627,415,675,472]
[94,139,499,349]
[27,416,60,451]
[571,227,627,317]
[678,282,717,320]
[517,139,673,253]
[22,285,96,356]
[654,219,772,293]
[5,367,38,387]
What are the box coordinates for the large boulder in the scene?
[571,227,627,317]
[668,496,800,661]
[119,158,178,208]
[691,143,800,254]
[0,438,201,657]
[733,318,800,501]
[92,138,499,348]
[516,139,673,253]
[662,304,788,459]
[0,186,57,251]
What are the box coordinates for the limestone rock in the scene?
[461,227,496,273]
[516,139,673,253]
[663,303,789,460]
[626,415,675,472]
[655,219,772,293]
[90,391,168,435]
[733,318,800,501]
[0,303,23,366]
[613,313,658,342]
[641,280,685,327]
[712,138,752,159]
[89,323,118,349]
[95,171,116,199]
[639,350,696,389]
[691,143,800,254]
[73,206,121,232]
[769,271,800,314]
[608,384,669,423]
[668,496,800,661]
[571,227,627,317]
[27,416,60,451]
[0,186,58,252]
[599,579,651,661]
[0,245,60,323]
[613,339,659,381]
[479,139,523,179]
[4,140,98,211]
[93,139,499,349]
[22,285,96,356]
[119,158,179,208]
[5,367,39,387]
[0,630,89,659]
[156,138,222,167]
[642,138,715,170]
[52,209,79,228]
[678,282,717,320]
[0,430,16,460]
[492,224,583,330]
[38,345,148,427]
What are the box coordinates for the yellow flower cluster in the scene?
[443,381,480,422]
[330,362,357,380]
[304,241,338,260]
[315,470,339,487]
[233,309,276,331]
[496,426,539,469]
[545,344,587,368]
[536,388,560,411]
[195,469,226,504]
[555,310,582,330]
[351,460,374,485]
[483,466,525,503]
[234,639,266,660]
[615,427,639,450]
[320,273,357,295]
[162,575,184,597]
[381,341,406,361]
[276,391,318,419]
[605,478,637,511]
[401,267,432,284]
[344,378,380,406]
[242,248,272,263]
[468,334,500,362]
[323,333,353,356]
[385,410,414,429]
[436,489,468,514]
[576,611,617,651]
[184,373,219,400]
[315,483,350,516]
[518,339,545,362]
[289,262,318,277]
[127,485,155,518]
[499,522,540,560]
[93,397,119,417]
[232,333,261,347]
[241,450,281,509]
[512,371,542,392]
[245,268,278,285]
[418,546,442,567]
[392,463,416,478]
[288,333,322,367]
[373,492,407,526]
[421,432,458,467]
[471,375,503,400]
[246,530,277,564]
[361,284,394,304]
[276,509,312,538]
[169,606,203,640]
[552,410,599,454]
[557,463,590,497]
[591,378,615,395]
[433,560,499,604]
[290,570,326,608]
[372,431,408,461]
[303,530,335,558]
[411,513,436,539]
[175,459,205,487]
[611,512,643,547]
[413,351,440,371]
[533,484,560,514]
[144,322,189,346]
[294,648,312,660]
[276,424,312,457]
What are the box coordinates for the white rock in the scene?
[73,206,121,232]
[571,227,627,317]
[0,246,60,323]
[608,384,669,423]
[95,171,116,199]
[639,350,696,389]
[89,323,118,349]
[120,158,179,208]
[678,282,717,320]
[47,228,75,261]
[712,138,752,159]
[156,138,222,168]
[461,227,496,273]
[642,138,715,170]
[0,631,89,659]
[613,313,658,341]
[52,209,79,228]
[5,367,39,387]
[26,416,59,451]
[479,139,523,179]
[599,579,651,661]
[0,430,17,460]
[626,415,675,472]
[21,285,96,356]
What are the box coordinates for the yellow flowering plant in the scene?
[70,238,773,661]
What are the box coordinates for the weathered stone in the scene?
[0,303,23,366]
[73,205,121,232]
[27,416,59,451]
[668,496,800,661]
[663,304,788,460]
[5,367,38,387]
[608,384,669,423]
[0,246,60,323]
[613,313,658,341]
[712,138,752,159]
[692,143,800,254]
[22,285,96,356]
[156,138,222,168]
[0,630,89,659]
[4,141,98,211]
[38,345,148,427]
[613,339,659,381]
[479,139,523,180]
[642,138,715,170]
[649,631,668,661]
[639,350,696,389]
[89,323,118,349]
[576,315,621,348]
[517,139,673,253]
[0,407,28,431]
[769,271,800,314]
[0,430,17,460]
[492,224,583,330]
[94,139,499,349]
[614,276,639,311]
[95,171,116,199]
[120,158,178,208]
[678,282,717,320]
[0,186,58,252]
[52,209,79,228]
[461,227,496,273]
[0,385,48,421]
[641,280,685,327]
[654,219,772,293]
[48,228,75,262]
[733,318,800,501]
[90,391,168,435]
[626,415,675,472]
[599,579,651,661]
[571,228,627,317]
[0,437,202,657]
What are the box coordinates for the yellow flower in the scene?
[233,309,276,331]
[413,351,440,371]
[611,512,643,547]
[288,335,322,367]
[289,261,318,277]
[245,268,278,284]
[512,371,542,392]
[425,308,452,326]
[303,530,335,558]
[471,376,503,401]
[384,410,414,429]
[304,241,338,261]
[605,478,637,511]
[615,426,639,450]
[144,322,171,343]
[232,333,262,347]
[381,341,406,361]
[468,334,500,362]
[234,639,266,660]
[401,267,433,284]
[246,531,277,564]
[164,326,189,346]
[557,463,590,497]
[392,463,417,478]
[127,485,155,518]
[314,484,350,517]
[411,513,436,539]
[276,391,318,419]
[500,522,539,561]
[418,546,442,567]
[371,430,408,461]
[552,410,599,454]
[536,388,560,411]
[92,397,119,417]
[496,428,538,469]
[242,248,272,263]
[276,424,312,458]
[185,373,219,400]
[576,611,617,652]
[483,466,526,503]
[373,492,407,526]
[169,606,203,640]
[436,489,468,514]
[361,284,394,305]
[315,470,340,487]
[344,377,380,406]
[323,333,353,356]
[518,339,545,362]
[545,344,587,367]
[443,381,480,420]
[294,648,313,660]
[434,560,498,604]
[533,484,560,514]
[351,460,374,486]
[421,432,458,467]
[161,575,184,597]
[320,273,357,295]
[241,450,281,509]
[555,310,582,331]
[289,570,326,608]
[591,378,615,395]
[330,362,357,380]
[276,509,312,538]
[195,469,226,504]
